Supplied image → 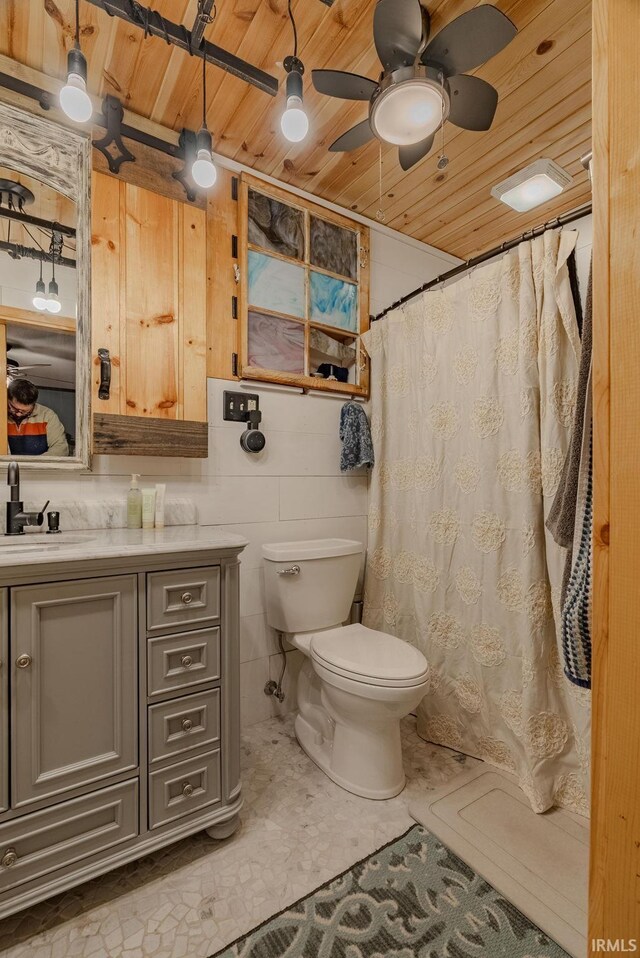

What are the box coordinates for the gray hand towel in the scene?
[547,258,592,602]
[340,401,374,473]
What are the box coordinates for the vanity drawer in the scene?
[148,690,220,766]
[146,567,220,635]
[0,780,137,893]
[147,628,220,699]
[149,751,221,829]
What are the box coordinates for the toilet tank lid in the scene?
[262,538,363,561]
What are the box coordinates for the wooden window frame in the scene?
[238,173,370,398]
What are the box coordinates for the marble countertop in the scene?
[0,525,248,572]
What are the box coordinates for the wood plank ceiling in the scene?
[0,0,592,258]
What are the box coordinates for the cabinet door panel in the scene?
[0,589,7,813]
[11,576,138,808]
[124,184,179,419]
[0,780,137,892]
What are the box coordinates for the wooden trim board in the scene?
[92,414,208,458]
[589,0,640,949]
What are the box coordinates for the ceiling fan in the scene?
[312,0,517,170]
[6,357,52,380]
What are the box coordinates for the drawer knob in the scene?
[16,654,32,669]
[181,591,193,605]
[181,655,193,669]
[182,781,194,798]
[181,718,193,732]
[1,847,17,868]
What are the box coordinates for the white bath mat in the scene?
[409,765,588,958]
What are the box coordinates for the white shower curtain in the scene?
[361,230,590,815]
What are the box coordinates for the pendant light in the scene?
[281,1,308,144]
[32,261,47,311]
[46,254,62,314]
[191,53,217,190]
[60,0,93,124]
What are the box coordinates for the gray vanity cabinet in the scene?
[0,590,7,814]
[10,576,138,809]
[0,540,244,921]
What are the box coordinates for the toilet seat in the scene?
[310,623,429,688]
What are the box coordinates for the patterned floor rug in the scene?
[210,824,569,957]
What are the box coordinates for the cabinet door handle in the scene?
[181,655,193,669]
[182,782,194,798]
[181,718,193,732]
[16,654,32,669]
[97,348,111,400]
[181,591,193,605]
[1,847,17,868]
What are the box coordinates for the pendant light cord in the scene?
[202,52,207,129]
[288,0,298,58]
[75,0,81,49]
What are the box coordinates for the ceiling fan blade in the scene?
[312,70,377,101]
[447,74,498,131]
[374,0,425,71]
[398,133,435,171]
[329,120,374,153]
[423,5,516,76]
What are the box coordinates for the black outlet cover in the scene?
[223,390,260,422]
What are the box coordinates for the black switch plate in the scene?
[223,390,259,422]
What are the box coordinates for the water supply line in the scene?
[264,632,287,702]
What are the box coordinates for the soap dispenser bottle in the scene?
[127,474,142,529]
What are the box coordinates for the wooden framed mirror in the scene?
[0,101,90,469]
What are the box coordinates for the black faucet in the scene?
[6,462,49,536]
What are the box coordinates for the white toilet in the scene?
[262,538,429,799]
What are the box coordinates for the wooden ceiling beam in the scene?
[83,0,278,96]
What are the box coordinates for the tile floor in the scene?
[0,714,471,958]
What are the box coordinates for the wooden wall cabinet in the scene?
[91,172,208,456]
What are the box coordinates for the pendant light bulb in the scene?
[281,96,308,143]
[191,129,217,189]
[191,55,217,191]
[60,67,92,124]
[46,277,62,314]
[33,264,47,311]
[281,57,308,144]
[60,3,92,124]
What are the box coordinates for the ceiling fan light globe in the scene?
[281,97,309,143]
[191,149,217,190]
[60,73,93,124]
[371,80,443,146]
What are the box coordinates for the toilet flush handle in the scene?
[276,565,300,576]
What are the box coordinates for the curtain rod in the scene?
[372,201,593,321]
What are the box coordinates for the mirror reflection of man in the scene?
[7,378,69,457]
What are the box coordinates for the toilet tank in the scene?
[262,538,363,633]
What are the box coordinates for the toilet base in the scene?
[294,711,406,801]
